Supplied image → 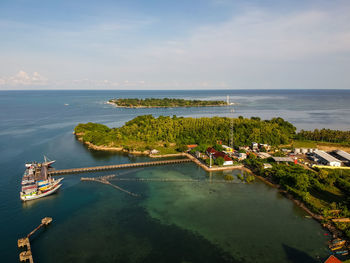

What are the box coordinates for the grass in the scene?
[307,193,329,211]
[309,187,345,205]
[292,140,317,148]
[292,139,350,149]
[155,146,179,155]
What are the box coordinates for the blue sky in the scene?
[0,0,349,89]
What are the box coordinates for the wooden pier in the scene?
[81,175,139,196]
[49,158,192,175]
[80,172,241,197]
[18,217,53,263]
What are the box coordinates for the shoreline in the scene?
[254,173,345,240]
[77,135,347,241]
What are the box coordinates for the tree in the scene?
[225,174,234,181]
[215,157,225,166]
[318,170,329,182]
[213,144,224,152]
[176,144,187,152]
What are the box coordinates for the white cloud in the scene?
[0,70,48,87]
[1,4,350,89]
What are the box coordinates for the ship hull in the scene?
[20,181,62,201]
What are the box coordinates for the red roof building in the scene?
[324,255,342,263]
[206,147,233,164]
[187,144,198,149]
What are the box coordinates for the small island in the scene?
[107,98,228,108]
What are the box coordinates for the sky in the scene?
[0,0,349,90]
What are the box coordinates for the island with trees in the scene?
[74,115,296,153]
[107,98,228,108]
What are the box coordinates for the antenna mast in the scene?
[227,95,234,148]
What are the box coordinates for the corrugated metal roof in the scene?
[335,150,350,161]
[314,150,341,163]
[272,157,293,162]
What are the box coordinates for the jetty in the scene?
[18,217,53,263]
[81,172,243,197]
[49,158,191,175]
[110,177,237,184]
[81,175,139,197]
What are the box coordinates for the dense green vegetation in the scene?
[244,154,350,238]
[297,128,350,145]
[109,98,227,107]
[75,115,296,150]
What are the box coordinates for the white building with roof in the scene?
[333,150,350,165]
[313,150,341,167]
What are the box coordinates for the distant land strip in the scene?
[107,98,230,108]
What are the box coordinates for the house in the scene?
[258,152,271,159]
[239,146,250,152]
[238,152,247,160]
[251,142,259,151]
[150,149,159,154]
[187,144,198,150]
[206,147,233,166]
[263,163,272,169]
[313,150,341,167]
[259,143,271,151]
[222,144,234,152]
[195,151,202,158]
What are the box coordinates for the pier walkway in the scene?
[81,175,139,197]
[110,178,237,184]
[49,158,191,175]
[81,173,240,197]
[18,217,53,263]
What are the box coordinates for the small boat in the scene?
[330,239,346,246]
[332,250,349,255]
[20,156,63,202]
[330,244,345,251]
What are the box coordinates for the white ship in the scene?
[20,156,63,201]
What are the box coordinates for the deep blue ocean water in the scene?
[0,89,349,263]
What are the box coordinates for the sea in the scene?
[0,89,349,263]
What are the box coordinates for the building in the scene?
[251,142,259,151]
[258,152,271,159]
[187,144,198,150]
[259,143,271,151]
[294,148,301,154]
[150,149,159,155]
[239,146,250,152]
[206,147,233,166]
[263,163,272,169]
[195,151,202,158]
[333,150,350,166]
[313,150,341,167]
[222,145,234,152]
[271,157,294,163]
[238,152,247,160]
[281,148,292,153]
[301,148,308,154]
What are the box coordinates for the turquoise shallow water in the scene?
[1,90,349,262]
